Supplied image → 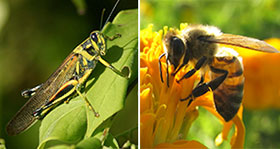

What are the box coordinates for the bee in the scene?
[159,25,278,121]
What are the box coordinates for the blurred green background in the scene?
[141,0,280,38]
[141,0,280,148]
[0,0,137,148]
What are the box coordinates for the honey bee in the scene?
[159,25,278,121]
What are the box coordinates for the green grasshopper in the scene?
[6,0,129,136]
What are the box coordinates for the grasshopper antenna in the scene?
[99,8,106,29]
[101,0,120,30]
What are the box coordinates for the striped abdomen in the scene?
[210,51,244,121]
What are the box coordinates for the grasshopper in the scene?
[6,0,129,136]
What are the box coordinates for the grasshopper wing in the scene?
[6,53,80,135]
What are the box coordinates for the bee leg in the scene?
[159,53,170,87]
[21,84,43,98]
[166,56,170,87]
[172,64,185,76]
[159,53,166,83]
[182,75,205,105]
[181,82,210,102]
[198,75,205,85]
[177,56,207,83]
[181,67,228,105]
[208,66,228,90]
[183,75,205,106]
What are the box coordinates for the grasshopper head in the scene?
[90,31,106,56]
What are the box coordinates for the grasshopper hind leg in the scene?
[32,80,78,119]
[33,77,100,119]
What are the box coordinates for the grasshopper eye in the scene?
[91,33,98,43]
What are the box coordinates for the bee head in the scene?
[90,31,106,56]
[164,31,186,69]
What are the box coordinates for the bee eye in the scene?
[91,33,98,43]
[167,36,185,69]
[170,37,184,56]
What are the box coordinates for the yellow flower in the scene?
[140,24,245,148]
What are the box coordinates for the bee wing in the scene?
[203,34,279,53]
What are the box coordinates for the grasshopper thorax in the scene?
[90,31,106,56]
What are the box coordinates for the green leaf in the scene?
[0,138,6,149]
[38,9,137,148]
[47,144,72,149]
[103,133,119,148]
[85,9,138,137]
[110,84,138,145]
[76,137,102,149]
[38,100,87,149]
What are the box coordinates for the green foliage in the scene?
[243,109,280,148]
[141,0,280,38]
[76,137,102,148]
[71,0,87,15]
[0,138,6,149]
[187,108,232,149]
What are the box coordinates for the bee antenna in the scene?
[101,0,120,30]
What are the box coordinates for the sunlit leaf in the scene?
[76,137,102,148]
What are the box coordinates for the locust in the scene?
[6,0,129,136]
